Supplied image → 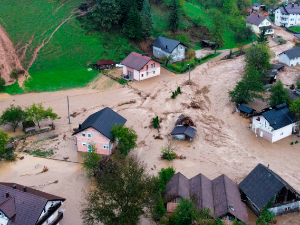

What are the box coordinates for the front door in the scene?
[260,131,263,137]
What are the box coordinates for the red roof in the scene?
[97,59,114,65]
[121,52,152,71]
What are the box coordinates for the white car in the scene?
[115,63,123,68]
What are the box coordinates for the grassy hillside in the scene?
[289,26,300,33]
[0,0,138,94]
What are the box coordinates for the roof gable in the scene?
[0,197,16,219]
[245,14,266,25]
[72,107,127,139]
[121,52,151,71]
[151,36,182,53]
[280,47,300,60]
[163,173,190,202]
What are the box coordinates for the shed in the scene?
[236,104,254,116]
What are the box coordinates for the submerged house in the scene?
[245,14,274,35]
[239,164,300,217]
[152,36,187,63]
[0,182,66,225]
[163,173,249,223]
[170,115,196,141]
[279,47,300,67]
[72,107,127,155]
[250,103,298,143]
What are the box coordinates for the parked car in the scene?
[115,62,123,68]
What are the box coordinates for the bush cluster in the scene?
[171,86,182,99]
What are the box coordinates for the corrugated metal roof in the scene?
[72,107,127,139]
[280,47,300,60]
[245,14,266,25]
[237,104,254,114]
[121,52,151,71]
[151,36,181,53]
[97,60,114,65]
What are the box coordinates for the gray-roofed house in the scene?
[279,47,300,67]
[252,3,261,11]
[275,3,300,27]
[151,36,187,63]
[251,103,298,142]
[0,182,66,225]
[245,14,274,35]
[72,107,127,155]
[163,173,249,223]
[121,52,161,81]
[170,114,196,141]
[239,163,300,217]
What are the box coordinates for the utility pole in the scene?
[67,96,70,124]
[188,64,191,85]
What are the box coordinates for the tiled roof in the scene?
[245,14,265,25]
[0,183,65,225]
[295,34,300,39]
[163,173,249,223]
[279,47,300,60]
[262,104,298,130]
[237,104,254,114]
[279,4,300,14]
[239,164,300,210]
[121,52,151,71]
[151,36,181,53]
[97,60,114,65]
[72,107,127,139]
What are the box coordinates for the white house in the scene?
[151,36,187,63]
[279,47,300,67]
[251,103,298,143]
[252,3,261,11]
[245,14,274,35]
[275,3,300,27]
[0,182,66,225]
[121,52,160,81]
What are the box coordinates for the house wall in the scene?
[167,202,179,212]
[279,54,292,66]
[253,5,260,11]
[172,134,186,140]
[138,60,161,81]
[122,66,134,78]
[152,44,186,63]
[75,127,111,155]
[246,23,260,33]
[247,18,273,34]
[268,201,300,216]
[133,69,139,81]
[272,124,294,142]
[275,8,300,27]
[0,211,8,225]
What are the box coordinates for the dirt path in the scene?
[0,24,28,86]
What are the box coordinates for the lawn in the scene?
[0,0,138,94]
[289,26,300,33]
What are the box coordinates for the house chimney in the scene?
[23,186,27,192]
[6,192,9,198]
[292,3,294,7]
[273,121,276,125]
[78,124,82,129]
[166,45,168,49]
[13,184,16,189]
[258,14,260,17]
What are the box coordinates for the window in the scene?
[256,117,260,121]
[280,132,284,136]
[82,132,86,137]
[88,145,92,152]
[128,71,133,77]
[285,207,291,211]
[180,46,182,49]
[103,144,109,149]
[141,74,144,77]
[82,142,87,147]
[153,71,155,74]
[291,18,294,21]
[87,133,91,138]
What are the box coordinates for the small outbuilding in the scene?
[171,115,196,141]
[239,163,300,217]
[236,104,255,117]
[245,14,274,35]
[279,47,300,67]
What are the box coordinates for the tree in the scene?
[81,156,155,225]
[25,103,57,128]
[0,130,15,161]
[229,66,264,104]
[222,0,239,15]
[0,77,5,92]
[244,26,254,41]
[163,55,173,66]
[123,7,143,40]
[111,124,137,155]
[141,0,153,37]
[290,98,300,117]
[256,200,276,225]
[257,28,268,43]
[161,136,177,160]
[269,80,291,106]
[210,11,225,53]
[168,0,179,31]
[82,144,102,178]
[0,105,27,132]
[245,44,271,74]
[236,0,252,11]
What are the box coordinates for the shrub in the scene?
[290,84,295,90]
[191,16,204,27]
[78,3,89,11]
[291,142,294,145]
[158,167,176,187]
[152,195,166,221]
[153,116,159,128]
[0,77,5,92]
[82,144,102,178]
[176,33,191,45]
[10,68,24,79]
[161,136,177,160]
[297,82,300,89]
[177,86,181,94]
[118,78,128,85]
[0,131,16,161]
[295,140,299,144]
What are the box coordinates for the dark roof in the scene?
[245,14,266,25]
[237,104,254,114]
[163,172,190,203]
[0,197,16,219]
[295,34,300,39]
[286,88,300,101]
[270,64,284,70]
[151,36,184,53]
[279,47,300,60]
[262,104,298,130]
[212,175,249,223]
[0,183,65,225]
[121,52,151,71]
[72,107,127,139]
[97,59,114,65]
[164,173,248,223]
[253,3,261,7]
[239,164,300,210]
[170,126,196,138]
[279,4,300,14]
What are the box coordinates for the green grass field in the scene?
[289,26,300,33]
[0,0,138,94]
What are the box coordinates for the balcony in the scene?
[281,14,289,18]
[121,74,133,81]
[146,67,157,72]
[49,212,64,225]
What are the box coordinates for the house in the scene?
[151,36,187,63]
[252,3,265,11]
[246,14,274,35]
[239,163,300,217]
[121,52,160,81]
[250,103,298,143]
[294,34,300,43]
[163,173,249,223]
[286,88,300,101]
[274,3,300,27]
[236,104,255,117]
[170,114,196,141]
[72,107,127,155]
[279,47,300,67]
[0,182,66,225]
[94,59,114,70]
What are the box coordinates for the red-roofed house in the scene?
[121,52,160,81]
